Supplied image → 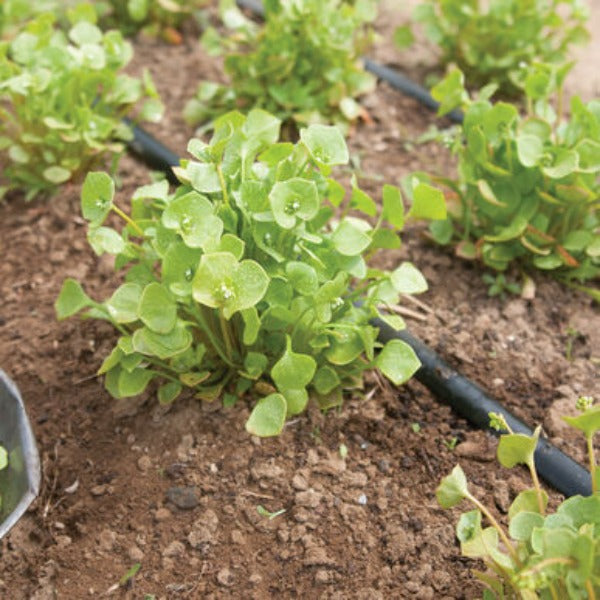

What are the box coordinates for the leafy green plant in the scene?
[427,65,600,289]
[438,399,600,598]
[56,109,446,436]
[0,8,163,200]
[414,0,589,95]
[98,0,210,42]
[0,445,7,512]
[184,0,377,134]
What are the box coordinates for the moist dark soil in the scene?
[0,2,598,598]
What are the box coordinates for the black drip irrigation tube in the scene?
[234,0,464,124]
[122,125,592,498]
[0,371,41,539]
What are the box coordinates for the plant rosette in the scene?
[412,0,589,95]
[427,65,600,293]
[438,399,600,598]
[0,6,163,200]
[184,0,377,134]
[56,108,447,436]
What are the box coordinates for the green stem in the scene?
[588,434,597,493]
[216,163,229,207]
[585,579,596,600]
[111,204,145,237]
[219,310,234,362]
[467,493,521,566]
[183,305,235,368]
[528,459,546,515]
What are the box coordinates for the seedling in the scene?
[256,505,286,520]
[57,109,445,436]
[443,437,458,451]
[482,273,521,298]
[411,422,422,434]
[438,399,600,598]
[339,443,349,459]
[428,65,600,291]
[0,8,163,200]
[414,0,589,95]
[184,0,377,133]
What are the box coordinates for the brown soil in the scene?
[0,2,598,599]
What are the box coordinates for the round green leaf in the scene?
[246,393,287,437]
[375,339,420,385]
[331,219,371,256]
[300,124,349,166]
[133,324,192,359]
[436,464,470,508]
[81,172,114,226]
[269,178,319,229]
[118,367,154,397]
[43,166,71,184]
[497,427,540,469]
[158,381,183,405]
[162,192,223,248]
[138,282,177,334]
[408,183,447,220]
[271,339,317,390]
[391,262,428,294]
[106,283,143,323]
[286,261,318,295]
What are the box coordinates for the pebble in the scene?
[137,455,152,472]
[315,569,331,584]
[249,573,262,585]
[97,529,117,552]
[90,484,108,497]
[250,461,284,480]
[154,508,172,522]
[303,546,335,567]
[455,440,494,462]
[216,568,235,587]
[357,494,368,506]
[343,471,368,487]
[162,540,185,558]
[128,545,144,561]
[291,473,309,490]
[166,486,201,510]
[295,489,322,508]
[188,509,219,548]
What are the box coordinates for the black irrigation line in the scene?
[234,0,464,124]
[122,125,592,498]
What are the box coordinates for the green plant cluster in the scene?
[438,398,600,598]
[0,445,6,512]
[56,109,446,436]
[184,0,377,134]
[413,0,589,95]
[0,7,163,200]
[97,0,209,41]
[428,66,600,288]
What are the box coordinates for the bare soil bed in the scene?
[0,2,598,598]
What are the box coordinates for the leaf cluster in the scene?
[437,402,600,598]
[428,66,600,286]
[184,0,377,134]
[0,6,163,200]
[97,0,210,40]
[414,0,589,95]
[56,109,446,436]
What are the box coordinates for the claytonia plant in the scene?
[427,65,600,293]
[414,0,589,95]
[56,109,446,436]
[0,7,163,200]
[184,0,377,134]
[438,399,600,599]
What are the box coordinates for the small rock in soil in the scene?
[231,530,246,545]
[248,572,262,585]
[188,509,219,548]
[343,471,368,487]
[493,479,511,514]
[163,540,185,558]
[303,546,335,567]
[455,440,495,461]
[295,489,322,508]
[128,545,144,561]
[166,486,201,510]
[137,455,152,472]
[216,568,235,587]
[314,569,331,584]
[291,473,309,490]
[250,460,284,480]
[154,507,171,522]
[97,529,117,552]
[90,484,108,497]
